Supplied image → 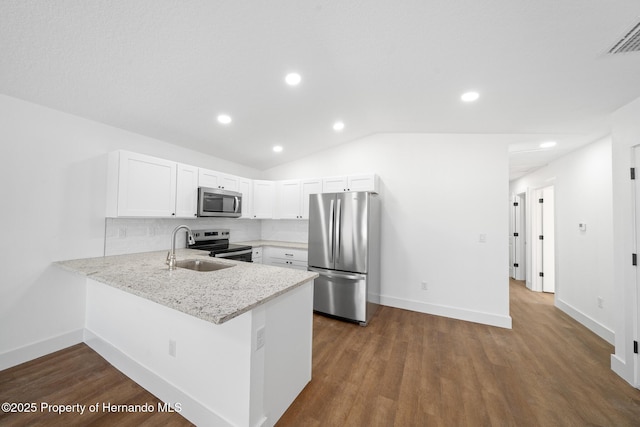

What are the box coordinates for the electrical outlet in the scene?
[479,233,487,243]
[256,327,266,350]
[169,339,176,357]
[118,227,127,238]
[597,297,604,309]
[421,281,428,291]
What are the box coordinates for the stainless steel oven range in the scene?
[187,229,252,262]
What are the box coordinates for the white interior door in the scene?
[532,186,555,293]
[542,187,555,293]
[633,146,640,387]
[510,197,516,278]
[510,195,525,280]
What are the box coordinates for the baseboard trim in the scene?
[0,329,84,371]
[555,298,615,345]
[83,329,233,427]
[379,295,512,329]
[610,354,637,388]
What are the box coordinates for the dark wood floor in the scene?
[277,279,640,426]
[2,280,639,426]
[0,343,193,426]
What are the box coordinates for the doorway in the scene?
[531,186,555,293]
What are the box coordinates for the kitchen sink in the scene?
[174,259,234,272]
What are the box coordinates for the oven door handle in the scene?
[214,249,252,258]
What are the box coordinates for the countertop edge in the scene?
[53,250,318,325]
[236,240,308,250]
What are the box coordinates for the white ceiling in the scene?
[2,1,640,180]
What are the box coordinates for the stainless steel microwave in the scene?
[197,187,242,218]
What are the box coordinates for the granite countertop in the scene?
[55,249,318,325]
[236,240,308,250]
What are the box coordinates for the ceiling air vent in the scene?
[609,19,640,54]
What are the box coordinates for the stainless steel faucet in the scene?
[167,224,195,270]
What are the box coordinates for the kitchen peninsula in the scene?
[56,249,318,427]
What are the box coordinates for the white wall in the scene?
[510,137,615,343]
[264,133,512,328]
[0,94,261,368]
[610,95,640,387]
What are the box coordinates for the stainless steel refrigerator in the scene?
[307,191,381,325]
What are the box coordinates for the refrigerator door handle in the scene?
[336,198,342,262]
[329,199,335,263]
[308,267,366,281]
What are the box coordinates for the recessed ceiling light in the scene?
[273,145,283,153]
[540,141,557,148]
[285,72,302,86]
[333,121,345,132]
[217,114,232,125]
[461,91,480,102]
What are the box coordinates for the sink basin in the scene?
[174,259,234,272]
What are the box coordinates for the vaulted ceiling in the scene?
[2,1,640,179]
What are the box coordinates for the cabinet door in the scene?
[277,180,302,219]
[198,168,220,189]
[301,179,323,219]
[199,168,239,191]
[348,174,378,193]
[116,151,177,217]
[175,163,199,218]
[322,176,348,193]
[238,178,253,218]
[253,180,275,218]
[219,174,239,191]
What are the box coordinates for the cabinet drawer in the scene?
[265,247,307,262]
[270,259,308,270]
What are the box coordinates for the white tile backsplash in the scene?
[104,218,262,256]
[260,219,309,243]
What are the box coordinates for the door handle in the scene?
[336,198,341,262]
[308,267,365,281]
[329,199,334,263]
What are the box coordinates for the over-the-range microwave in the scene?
[197,187,242,218]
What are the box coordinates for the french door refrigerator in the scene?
[307,191,380,325]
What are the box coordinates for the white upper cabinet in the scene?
[106,150,378,219]
[175,163,199,218]
[198,168,239,192]
[321,176,348,193]
[276,180,302,219]
[238,177,253,219]
[107,150,177,217]
[301,179,323,218]
[252,180,275,218]
[322,173,378,193]
[276,179,322,219]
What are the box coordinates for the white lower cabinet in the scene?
[252,247,263,264]
[264,247,308,270]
